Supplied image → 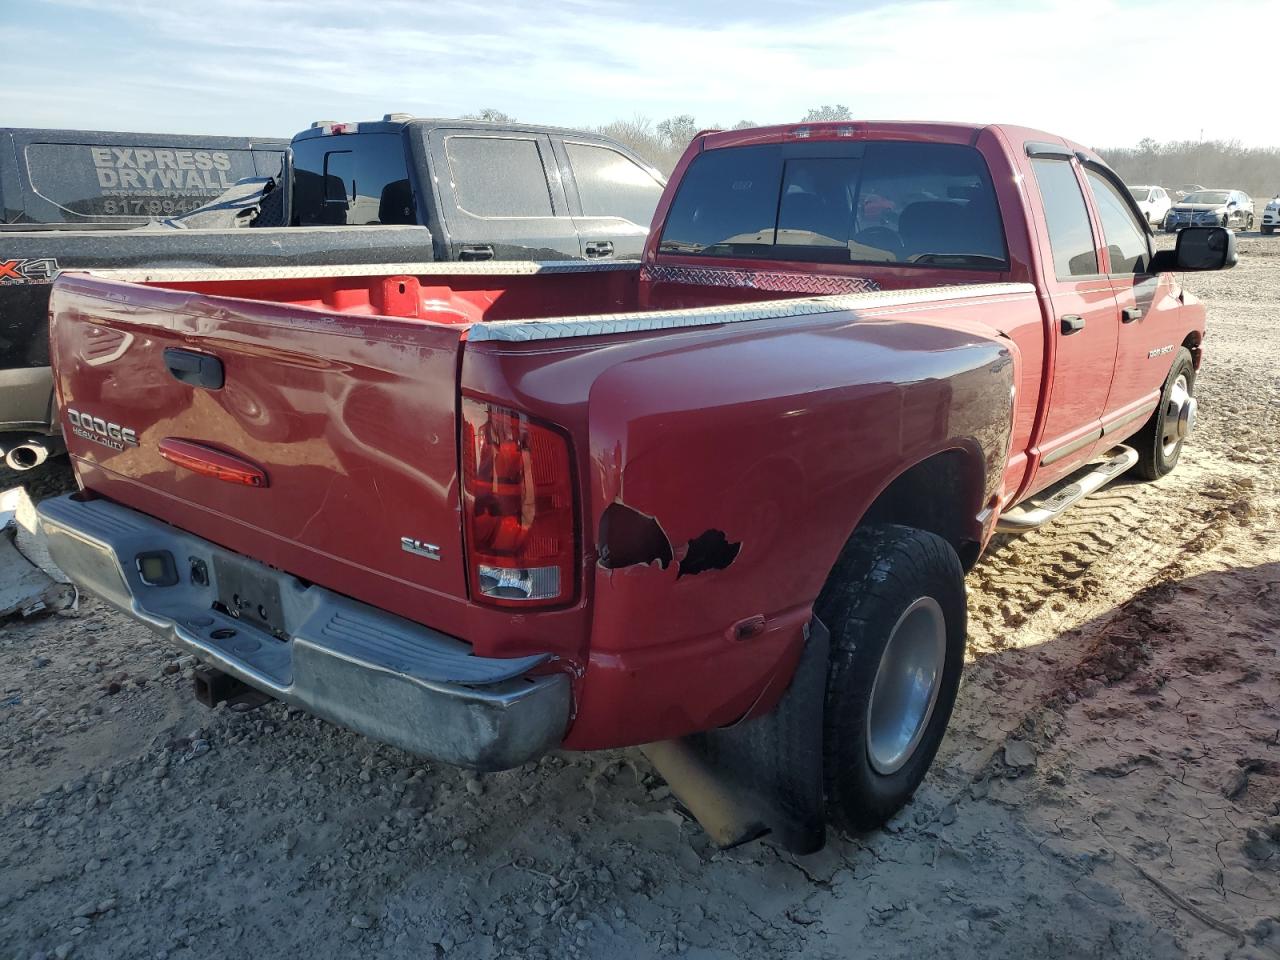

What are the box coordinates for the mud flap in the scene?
[641,617,829,854]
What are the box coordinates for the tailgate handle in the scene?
[165,348,224,390]
[585,240,614,259]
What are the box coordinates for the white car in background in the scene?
[1262,195,1279,235]
[1128,184,1171,227]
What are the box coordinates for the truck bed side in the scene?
[459,286,1028,747]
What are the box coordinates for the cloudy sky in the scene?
[5,0,1275,148]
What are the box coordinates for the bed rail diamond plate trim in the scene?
[641,263,881,295]
[468,282,1037,343]
[88,259,641,284]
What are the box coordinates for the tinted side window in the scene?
[445,136,553,218]
[1031,158,1098,277]
[291,133,414,226]
[565,143,663,226]
[1085,170,1150,274]
[659,141,1006,268]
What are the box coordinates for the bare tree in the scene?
[596,116,669,167]
[656,114,700,149]
[463,108,515,123]
[595,114,705,175]
[801,104,853,122]
[1097,138,1280,198]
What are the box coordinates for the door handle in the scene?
[1122,307,1143,323]
[1060,314,1085,335]
[164,348,224,390]
[458,244,495,261]
[584,240,614,259]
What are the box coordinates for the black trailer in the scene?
[0,127,285,231]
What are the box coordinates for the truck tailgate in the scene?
[49,273,470,611]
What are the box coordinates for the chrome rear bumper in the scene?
[37,494,570,770]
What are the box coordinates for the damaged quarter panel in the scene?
[462,295,1019,750]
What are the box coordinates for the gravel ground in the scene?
[1,239,1278,960]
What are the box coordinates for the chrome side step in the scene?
[996,445,1138,533]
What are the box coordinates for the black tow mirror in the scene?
[1149,226,1237,273]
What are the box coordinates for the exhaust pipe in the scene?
[4,438,51,472]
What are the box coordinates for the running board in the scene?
[996,446,1138,533]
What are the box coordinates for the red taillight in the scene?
[460,398,576,607]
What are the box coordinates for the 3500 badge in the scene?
[66,409,139,450]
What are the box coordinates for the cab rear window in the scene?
[658,140,1007,269]
[291,133,416,226]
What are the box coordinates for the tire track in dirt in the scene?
[941,447,1260,785]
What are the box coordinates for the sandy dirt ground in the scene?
[1,238,1278,960]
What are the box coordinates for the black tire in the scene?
[816,524,966,834]
[1246,214,1254,230]
[1131,347,1196,481]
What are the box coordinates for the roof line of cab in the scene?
[295,116,635,142]
[689,120,1102,164]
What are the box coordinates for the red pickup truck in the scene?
[37,122,1234,852]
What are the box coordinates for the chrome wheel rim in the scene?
[1161,374,1191,458]
[866,596,947,775]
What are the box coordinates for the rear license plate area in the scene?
[213,555,287,639]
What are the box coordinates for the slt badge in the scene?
[401,537,441,561]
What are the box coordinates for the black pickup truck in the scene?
[0,117,666,467]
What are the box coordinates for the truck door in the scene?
[554,138,664,260]
[1026,154,1120,490]
[427,129,580,261]
[1080,166,1173,439]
